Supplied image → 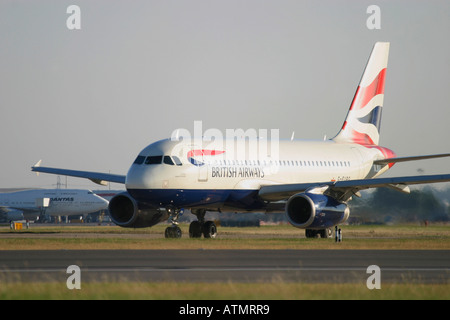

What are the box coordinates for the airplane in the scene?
[31,42,450,238]
[0,189,109,222]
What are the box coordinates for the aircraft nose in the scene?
[126,163,154,190]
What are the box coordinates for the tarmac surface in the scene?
[0,249,448,284]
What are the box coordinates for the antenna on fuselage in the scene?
[290,131,295,141]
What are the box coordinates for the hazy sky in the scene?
[0,0,449,189]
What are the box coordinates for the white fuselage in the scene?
[125,138,394,211]
[0,189,109,221]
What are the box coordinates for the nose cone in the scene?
[126,163,151,190]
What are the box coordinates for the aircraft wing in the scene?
[31,163,126,186]
[258,174,450,202]
[0,206,40,215]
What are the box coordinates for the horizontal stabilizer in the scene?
[374,153,450,165]
[335,174,450,189]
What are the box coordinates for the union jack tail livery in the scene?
[334,42,389,146]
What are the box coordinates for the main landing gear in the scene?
[305,228,333,238]
[164,208,217,239]
[189,220,217,238]
[189,209,217,239]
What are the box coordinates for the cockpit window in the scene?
[145,155,163,165]
[133,155,145,165]
[163,156,174,165]
[172,156,182,166]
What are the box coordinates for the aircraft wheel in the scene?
[202,221,217,239]
[320,228,333,238]
[165,226,182,238]
[305,229,319,238]
[189,221,203,238]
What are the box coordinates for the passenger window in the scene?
[145,156,163,165]
[172,156,182,166]
[163,156,174,165]
[133,155,145,165]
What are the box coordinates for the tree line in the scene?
[350,186,450,223]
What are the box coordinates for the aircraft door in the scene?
[198,165,208,182]
[197,147,208,182]
[351,147,364,179]
[188,145,209,182]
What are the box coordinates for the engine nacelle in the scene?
[4,210,24,221]
[285,192,349,229]
[108,192,167,228]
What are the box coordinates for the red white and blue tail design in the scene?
[333,42,389,146]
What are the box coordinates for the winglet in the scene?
[33,160,42,168]
[32,160,42,176]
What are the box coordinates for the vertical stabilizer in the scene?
[333,42,389,145]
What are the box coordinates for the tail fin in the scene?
[333,42,390,146]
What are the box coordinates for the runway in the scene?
[0,250,448,284]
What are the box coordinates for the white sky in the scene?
[0,0,449,189]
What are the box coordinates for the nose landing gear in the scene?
[165,225,182,238]
[164,207,183,239]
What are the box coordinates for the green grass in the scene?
[0,281,448,300]
[0,223,448,300]
[0,223,449,250]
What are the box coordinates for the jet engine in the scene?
[4,210,24,221]
[285,192,349,229]
[108,192,167,228]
